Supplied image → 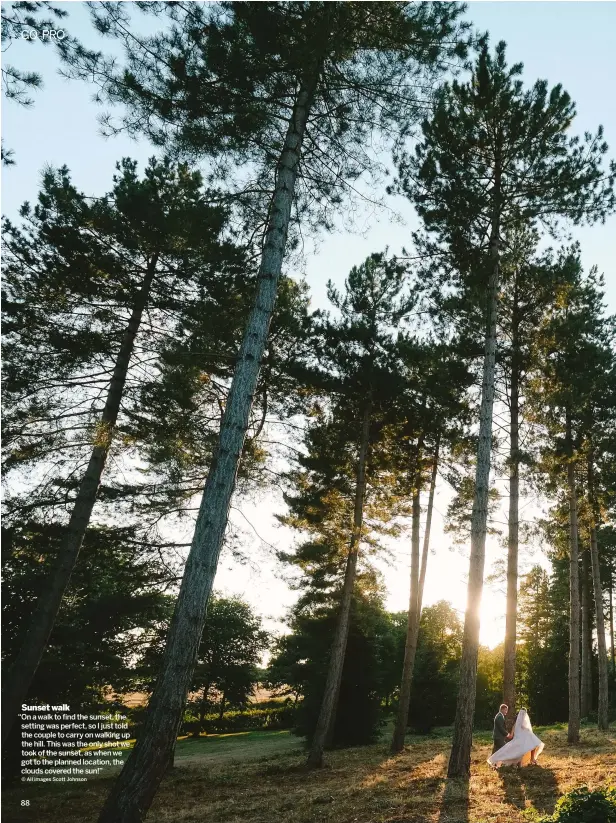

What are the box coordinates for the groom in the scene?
[492,703,511,753]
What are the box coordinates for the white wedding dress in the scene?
[487,709,544,768]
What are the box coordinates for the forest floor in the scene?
[4,724,615,823]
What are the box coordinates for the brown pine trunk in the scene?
[580,548,592,718]
[388,437,439,753]
[566,411,581,744]
[196,685,210,736]
[447,187,501,779]
[610,577,615,674]
[306,401,372,769]
[588,454,609,730]
[418,436,439,616]
[391,443,423,753]
[503,279,520,719]
[97,71,321,823]
[1,255,159,748]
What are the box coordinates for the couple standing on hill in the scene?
[489,703,544,768]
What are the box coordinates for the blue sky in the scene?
[2,1,615,646]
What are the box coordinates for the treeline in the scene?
[1,3,615,822]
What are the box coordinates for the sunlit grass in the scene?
[5,724,615,823]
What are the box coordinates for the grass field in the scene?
[3,724,615,823]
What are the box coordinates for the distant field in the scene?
[4,724,615,823]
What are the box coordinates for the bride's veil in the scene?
[515,708,532,733]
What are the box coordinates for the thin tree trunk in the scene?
[447,190,501,779]
[580,547,592,718]
[610,576,615,674]
[391,439,425,753]
[1,254,159,748]
[566,410,581,744]
[307,401,372,769]
[97,71,320,823]
[218,694,226,722]
[503,279,520,719]
[588,454,609,730]
[418,436,439,617]
[197,684,211,736]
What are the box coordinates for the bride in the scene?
[487,708,544,768]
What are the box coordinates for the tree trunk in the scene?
[307,401,372,769]
[580,547,592,718]
[218,694,226,722]
[566,410,581,744]
[588,454,609,730]
[391,440,425,753]
[1,254,159,748]
[610,576,615,674]
[503,279,520,719]
[97,71,320,823]
[197,684,211,736]
[418,436,439,618]
[447,193,501,779]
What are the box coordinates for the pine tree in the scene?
[1,157,246,745]
[390,339,471,753]
[497,227,563,719]
[75,7,471,813]
[395,40,615,775]
[285,252,414,767]
[1,1,69,164]
[531,251,615,738]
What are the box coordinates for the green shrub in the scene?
[179,705,299,736]
[527,786,616,823]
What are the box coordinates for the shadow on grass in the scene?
[520,763,559,814]
[499,763,559,816]
[437,775,470,823]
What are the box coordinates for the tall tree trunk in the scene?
[580,547,592,718]
[566,410,581,744]
[1,254,159,748]
[503,278,520,720]
[98,72,320,823]
[610,576,616,674]
[447,191,501,779]
[307,401,372,769]
[588,454,609,730]
[418,436,439,616]
[391,442,423,753]
[389,437,439,753]
[218,693,226,722]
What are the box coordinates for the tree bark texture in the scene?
[580,547,593,718]
[588,456,609,730]
[447,200,500,779]
[391,441,425,753]
[566,411,581,745]
[97,74,320,823]
[307,400,372,769]
[2,254,159,748]
[503,279,520,719]
[610,579,616,674]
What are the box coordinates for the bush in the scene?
[180,705,299,736]
[527,786,616,823]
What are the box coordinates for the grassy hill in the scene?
[4,724,615,822]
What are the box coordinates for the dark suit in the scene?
[492,711,507,754]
